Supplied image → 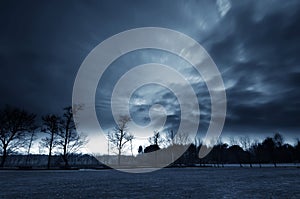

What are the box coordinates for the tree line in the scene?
[107,116,300,167]
[0,105,86,168]
[1,106,300,169]
[136,132,300,168]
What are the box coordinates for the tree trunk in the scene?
[63,143,68,167]
[130,140,133,157]
[0,146,7,167]
[248,153,252,168]
[47,146,52,169]
[118,149,121,166]
[63,145,68,168]
[63,155,69,168]
[257,155,262,168]
[47,132,54,169]
[26,131,34,165]
[63,121,70,169]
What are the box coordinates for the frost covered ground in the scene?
[0,167,299,199]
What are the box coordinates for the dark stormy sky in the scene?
[1,0,300,143]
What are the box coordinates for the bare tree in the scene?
[0,106,36,167]
[274,132,283,148]
[25,130,37,165]
[273,132,284,167]
[251,139,263,168]
[165,130,175,147]
[174,132,191,145]
[148,130,161,146]
[163,130,190,163]
[214,138,227,167]
[144,131,163,166]
[40,114,60,169]
[239,136,252,167]
[129,134,134,157]
[194,136,202,147]
[229,136,239,146]
[57,107,87,168]
[108,115,133,166]
[161,130,191,146]
[193,136,203,165]
[26,130,36,156]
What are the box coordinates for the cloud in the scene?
[217,0,232,17]
[0,0,299,141]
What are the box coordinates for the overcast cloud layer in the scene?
[1,0,300,140]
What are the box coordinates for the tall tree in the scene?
[165,130,175,147]
[175,132,190,145]
[274,133,284,148]
[108,115,133,166]
[40,114,60,169]
[227,145,244,167]
[239,136,253,167]
[251,140,263,168]
[261,137,276,167]
[57,107,87,168]
[129,134,134,157]
[145,131,162,153]
[0,106,36,167]
[273,132,284,166]
[213,138,228,167]
[25,130,37,165]
[148,130,161,146]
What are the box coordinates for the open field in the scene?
[0,168,300,199]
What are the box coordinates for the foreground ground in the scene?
[0,167,299,199]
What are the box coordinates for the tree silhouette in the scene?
[108,115,133,166]
[274,133,284,147]
[261,137,277,167]
[239,136,253,167]
[148,130,161,146]
[56,107,87,168]
[166,130,175,146]
[25,129,37,166]
[174,132,190,145]
[227,145,244,167]
[211,139,228,167]
[0,106,36,167]
[260,133,284,167]
[40,114,60,169]
[251,140,263,168]
[0,107,298,169]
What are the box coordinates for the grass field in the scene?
[0,168,300,199]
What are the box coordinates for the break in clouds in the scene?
[0,0,300,140]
